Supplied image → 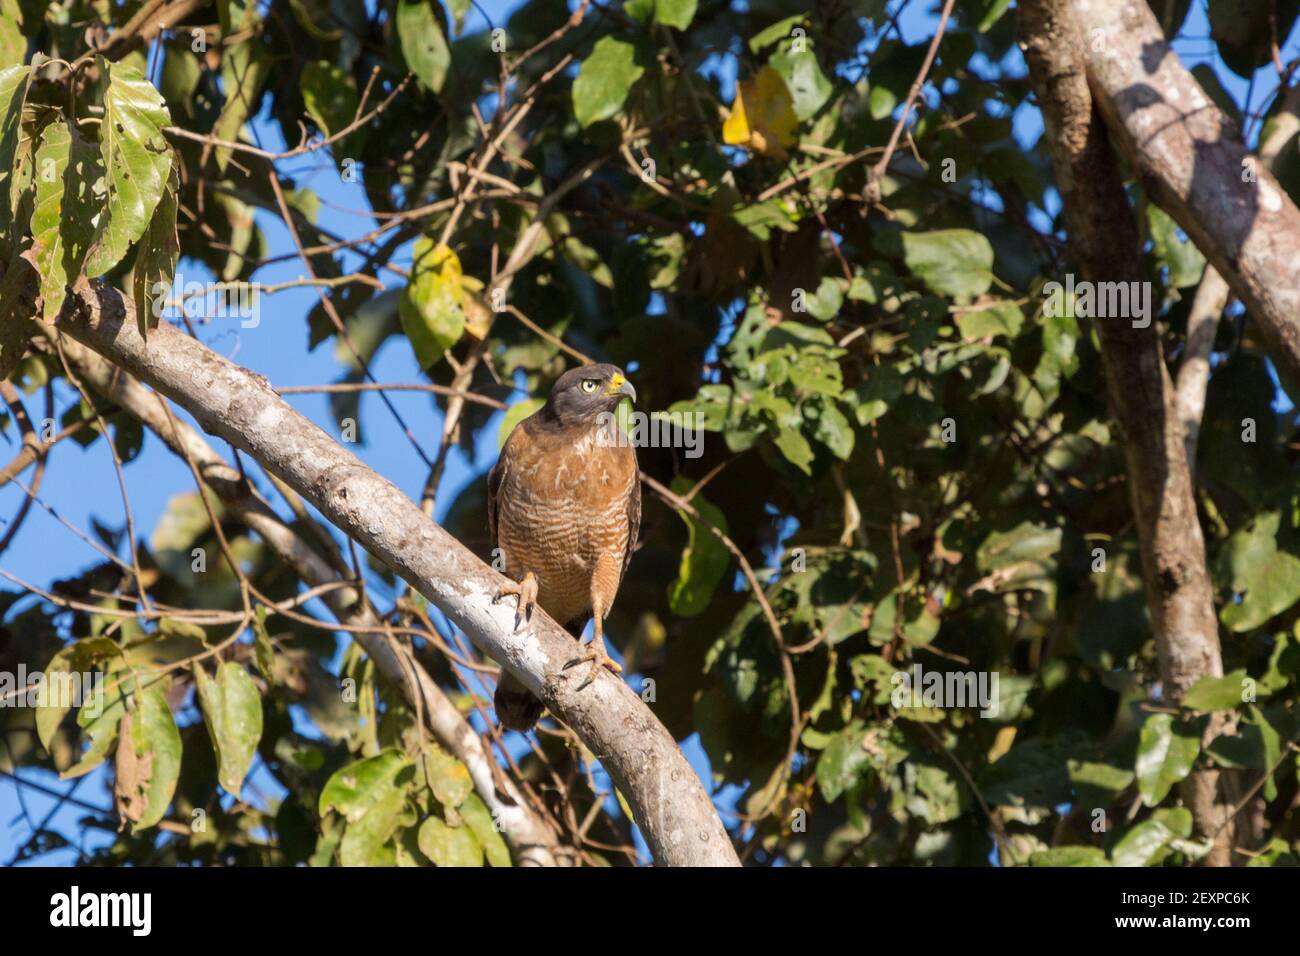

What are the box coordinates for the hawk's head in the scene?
[542,363,636,426]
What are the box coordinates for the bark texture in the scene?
[1019,0,1231,865]
[1073,0,1300,391]
[52,332,570,866]
[56,277,740,867]
[1175,82,1300,471]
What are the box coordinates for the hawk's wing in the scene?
[487,451,506,552]
[621,468,641,582]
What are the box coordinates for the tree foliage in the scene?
[1,0,1299,867]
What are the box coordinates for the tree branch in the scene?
[1175,81,1300,471]
[1071,0,1300,392]
[49,331,571,865]
[54,277,740,867]
[1019,0,1230,865]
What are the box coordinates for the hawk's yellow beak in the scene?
[606,373,636,403]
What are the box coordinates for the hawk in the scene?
[488,364,641,731]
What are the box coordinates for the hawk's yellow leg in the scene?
[493,570,538,631]
[567,594,623,688]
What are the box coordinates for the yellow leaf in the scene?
[400,239,467,369]
[722,66,797,159]
[463,292,492,339]
[425,243,465,307]
[988,726,1017,763]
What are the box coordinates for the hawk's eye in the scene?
[580,379,599,393]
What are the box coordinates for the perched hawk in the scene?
[489,364,641,731]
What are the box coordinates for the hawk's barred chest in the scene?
[493,418,638,626]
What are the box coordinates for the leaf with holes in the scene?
[84,57,173,278]
[130,153,179,338]
[114,685,182,831]
[396,0,450,93]
[0,63,30,256]
[30,117,100,321]
[319,749,412,866]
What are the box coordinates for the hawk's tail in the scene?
[494,672,544,732]
[493,616,588,732]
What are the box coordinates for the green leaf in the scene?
[114,685,183,831]
[974,0,1013,31]
[1067,759,1134,811]
[1111,808,1193,867]
[319,749,413,867]
[816,720,872,802]
[1146,204,1205,288]
[1135,712,1200,806]
[1206,706,1282,800]
[573,37,644,128]
[287,0,343,40]
[667,477,730,616]
[769,39,831,122]
[131,153,180,338]
[749,16,805,52]
[852,364,903,424]
[497,396,544,449]
[418,814,483,866]
[35,636,123,752]
[1029,846,1110,866]
[212,34,269,173]
[900,229,994,302]
[811,400,854,460]
[773,423,814,474]
[1218,511,1300,631]
[193,661,263,798]
[977,522,1062,570]
[1182,670,1248,712]
[399,235,466,368]
[63,667,129,779]
[653,0,697,29]
[447,0,470,33]
[397,0,450,93]
[302,59,361,151]
[0,11,23,69]
[956,301,1022,340]
[84,57,173,277]
[424,746,474,810]
[799,276,843,322]
[458,793,510,867]
[29,118,99,322]
[979,737,1076,808]
[0,64,31,253]
[218,0,261,34]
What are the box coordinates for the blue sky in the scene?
[2,0,1295,865]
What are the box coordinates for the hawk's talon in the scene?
[493,571,538,631]
[564,637,622,689]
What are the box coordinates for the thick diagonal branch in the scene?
[1175,82,1300,471]
[50,332,570,866]
[54,277,739,867]
[1020,0,1229,865]
[1071,0,1300,391]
